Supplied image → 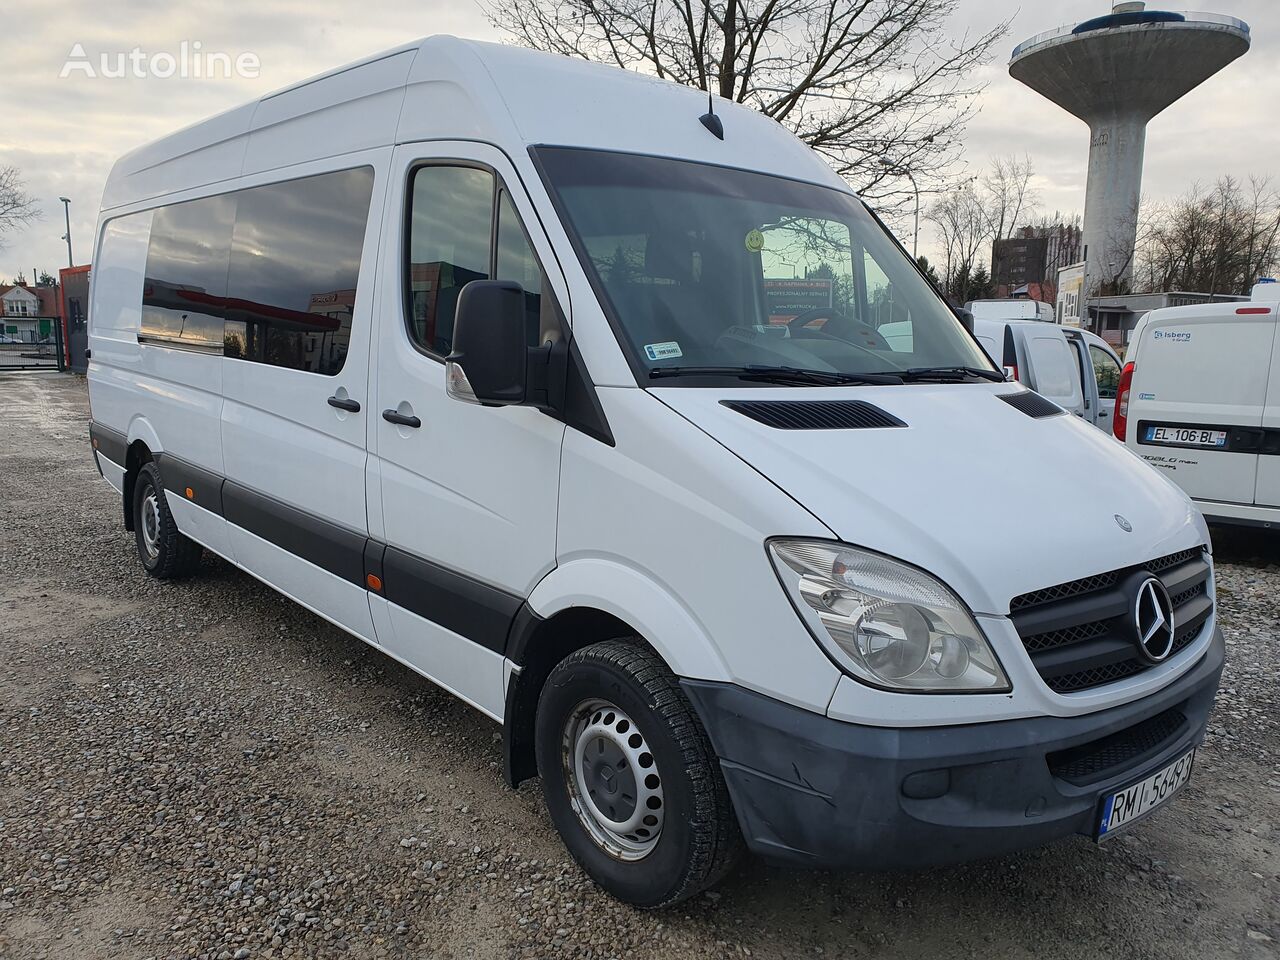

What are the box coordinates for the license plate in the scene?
[1144,425,1228,448]
[1097,749,1195,839]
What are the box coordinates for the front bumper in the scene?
[682,627,1224,871]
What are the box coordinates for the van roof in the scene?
[101,36,846,212]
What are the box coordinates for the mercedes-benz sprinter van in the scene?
[87,37,1224,907]
[1118,280,1279,529]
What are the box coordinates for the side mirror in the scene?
[446,280,561,409]
[446,280,532,406]
[956,307,975,336]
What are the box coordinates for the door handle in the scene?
[382,408,421,428]
[327,395,361,413]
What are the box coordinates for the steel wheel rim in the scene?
[562,698,665,861]
[141,489,161,560]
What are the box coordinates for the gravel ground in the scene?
[0,372,1276,960]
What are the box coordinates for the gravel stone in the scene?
[0,373,1276,959]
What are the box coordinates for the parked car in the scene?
[0,335,21,344]
[86,36,1223,907]
[972,316,1086,416]
[1117,280,1279,529]
[967,297,1056,324]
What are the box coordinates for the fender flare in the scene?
[524,557,731,683]
[126,415,163,455]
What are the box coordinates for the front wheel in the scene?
[535,640,743,908]
[132,462,203,579]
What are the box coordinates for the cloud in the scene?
[1,0,1274,286]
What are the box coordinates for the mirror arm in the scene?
[524,339,568,412]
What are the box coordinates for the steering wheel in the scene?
[786,307,891,352]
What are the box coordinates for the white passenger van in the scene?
[1118,280,1280,529]
[87,37,1223,907]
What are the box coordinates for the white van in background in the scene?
[972,317,1086,416]
[87,36,1223,907]
[968,298,1056,324]
[1065,328,1124,433]
[1118,280,1280,529]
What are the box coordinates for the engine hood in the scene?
[653,383,1208,615]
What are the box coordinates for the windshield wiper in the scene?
[890,366,1007,383]
[649,365,904,386]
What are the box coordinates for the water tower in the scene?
[1010,3,1250,293]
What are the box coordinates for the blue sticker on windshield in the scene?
[645,341,683,361]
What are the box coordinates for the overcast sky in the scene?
[0,0,1275,282]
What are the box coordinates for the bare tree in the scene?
[926,180,989,301]
[1135,177,1280,295]
[0,166,40,249]
[486,0,1009,210]
[982,154,1038,243]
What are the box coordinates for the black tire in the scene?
[132,462,203,580]
[535,639,743,908]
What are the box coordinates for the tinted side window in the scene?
[141,194,236,351]
[1091,344,1121,399]
[225,167,374,375]
[407,166,494,356]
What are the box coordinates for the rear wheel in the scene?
[535,640,742,908]
[132,462,203,579]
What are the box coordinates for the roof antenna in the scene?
[699,91,724,140]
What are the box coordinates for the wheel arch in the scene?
[502,559,731,787]
[121,417,163,532]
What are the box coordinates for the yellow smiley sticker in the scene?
[745,228,765,253]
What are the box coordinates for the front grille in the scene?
[1011,547,1213,694]
[1022,619,1109,653]
[1044,625,1203,693]
[1048,708,1188,785]
[1010,571,1120,612]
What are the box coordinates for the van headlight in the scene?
[768,540,1009,692]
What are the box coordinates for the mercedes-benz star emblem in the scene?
[1114,514,1133,532]
[1133,577,1176,663]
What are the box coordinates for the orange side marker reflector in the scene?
[91,438,99,449]
[185,487,195,499]
[366,574,383,592]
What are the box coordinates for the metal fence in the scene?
[0,332,64,371]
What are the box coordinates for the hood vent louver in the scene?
[998,391,1065,419]
[721,399,906,430]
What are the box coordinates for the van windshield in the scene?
[534,147,994,384]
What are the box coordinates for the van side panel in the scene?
[99,103,255,211]
[243,50,414,177]
[88,211,153,429]
[88,209,226,487]
[1254,314,1280,508]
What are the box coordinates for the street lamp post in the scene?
[59,197,73,268]
[879,161,920,259]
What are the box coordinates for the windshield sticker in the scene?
[644,341,684,361]
[745,228,765,253]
